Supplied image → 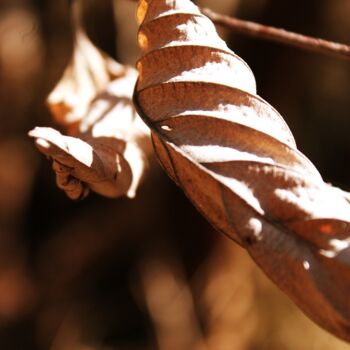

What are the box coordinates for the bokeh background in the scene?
[0,0,350,349]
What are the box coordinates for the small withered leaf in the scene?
[30,26,151,199]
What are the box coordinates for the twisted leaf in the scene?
[133,0,350,341]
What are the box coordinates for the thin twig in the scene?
[201,7,350,60]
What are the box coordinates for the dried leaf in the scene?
[133,0,350,341]
[30,28,151,199]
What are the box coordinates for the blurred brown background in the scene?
[0,0,350,349]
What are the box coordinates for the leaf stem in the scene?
[201,7,350,60]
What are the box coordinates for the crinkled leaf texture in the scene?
[30,30,151,199]
[133,0,350,342]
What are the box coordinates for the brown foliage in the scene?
[0,0,345,348]
[30,30,151,199]
[133,0,350,341]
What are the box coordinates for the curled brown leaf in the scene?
[133,0,350,342]
[30,28,151,199]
